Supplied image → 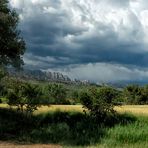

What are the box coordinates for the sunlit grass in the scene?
[1,104,148,115]
[1,104,148,147]
[115,105,148,115]
[34,105,84,114]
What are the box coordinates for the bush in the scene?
[7,81,43,114]
[22,83,43,114]
[47,83,67,104]
[123,85,148,105]
[80,86,117,122]
[7,81,26,112]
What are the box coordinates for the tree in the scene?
[0,0,26,68]
[47,83,67,104]
[138,85,148,104]
[22,83,42,114]
[123,85,142,104]
[7,81,42,114]
[7,80,26,112]
[80,86,117,121]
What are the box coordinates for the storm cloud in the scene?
[9,0,148,82]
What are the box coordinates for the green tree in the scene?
[123,85,142,104]
[7,80,26,112]
[7,81,42,114]
[0,0,26,68]
[47,83,67,104]
[139,85,148,104]
[22,83,42,114]
[80,86,117,121]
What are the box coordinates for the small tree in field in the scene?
[123,85,142,104]
[80,86,117,121]
[47,83,67,104]
[7,80,26,112]
[7,81,42,114]
[22,83,42,114]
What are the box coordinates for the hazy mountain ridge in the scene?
[7,69,92,85]
[8,69,72,82]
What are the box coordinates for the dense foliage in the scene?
[7,81,43,114]
[80,86,117,121]
[47,83,67,104]
[0,0,26,68]
[0,75,148,116]
[123,85,148,104]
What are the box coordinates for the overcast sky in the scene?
[9,0,148,83]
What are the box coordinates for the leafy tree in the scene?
[47,83,67,104]
[0,66,6,79]
[22,83,42,114]
[7,80,25,112]
[80,86,117,121]
[123,85,142,104]
[138,85,148,104]
[7,81,42,114]
[0,0,26,68]
[0,82,7,97]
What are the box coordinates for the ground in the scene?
[0,141,61,148]
[0,104,148,148]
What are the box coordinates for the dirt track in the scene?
[0,141,62,148]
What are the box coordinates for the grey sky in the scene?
[9,0,148,82]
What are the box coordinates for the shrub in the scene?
[47,83,67,104]
[80,86,117,121]
[22,83,43,114]
[123,85,148,105]
[7,81,42,114]
[7,81,26,112]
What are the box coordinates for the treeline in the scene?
[0,77,81,113]
[0,77,148,115]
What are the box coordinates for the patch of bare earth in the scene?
[0,141,62,148]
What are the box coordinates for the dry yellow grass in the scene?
[34,105,84,114]
[1,104,148,115]
[0,104,8,108]
[0,104,84,114]
[115,105,148,115]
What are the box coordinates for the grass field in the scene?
[0,104,148,147]
[1,104,148,115]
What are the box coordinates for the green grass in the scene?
[0,106,148,147]
[100,115,148,147]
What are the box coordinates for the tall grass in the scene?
[0,105,148,147]
[99,115,148,148]
[0,107,140,146]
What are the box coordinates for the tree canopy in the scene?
[0,0,26,68]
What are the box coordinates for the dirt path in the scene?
[0,141,62,148]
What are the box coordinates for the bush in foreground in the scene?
[80,86,117,122]
[7,81,43,114]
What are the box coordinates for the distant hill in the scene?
[8,69,147,87]
[8,68,72,83]
[7,68,93,85]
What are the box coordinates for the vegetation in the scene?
[123,84,148,105]
[1,106,148,147]
[0,0,26,68]
[1,0,148,147]
[6,81,43,114]
[47,83,68,104]
[80,86,117,121]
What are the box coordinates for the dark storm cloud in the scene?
[9,0,148,82]
[21,16,147,69]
